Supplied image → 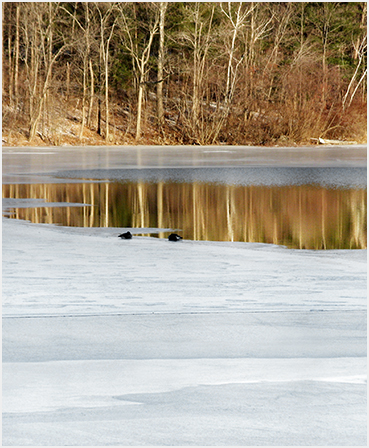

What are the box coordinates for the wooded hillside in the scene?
[2,2,367,146]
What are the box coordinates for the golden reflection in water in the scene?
[2,181,367,249]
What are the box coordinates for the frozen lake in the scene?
[2,146,367,446]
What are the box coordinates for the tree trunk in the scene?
[79,57,87,140]
[157,2,167,130]
[103,24,116,142]
[136,78,144,140]
[88,58,94,128]
[66,62,70,99]
[97,56,101,135]
[105,51,109,141]
[8,13,13,107]
[86,4,94,129]
[29,38,38,137]
[191,5,201,130]
[14,4,20,110]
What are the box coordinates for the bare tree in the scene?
[342,26,367,109]
[263,3,293,101]
[61,2,100,139]
[209,2,255,143]
[240,2,273,116]
[176,2,215,143]
[157,2,167,131]
[21,2,69,141]
[5,3,14,108]
[13,4,20,111]
[221,2,254,106]
[307,2,341,108]
[92,2,118,141]
[190,3,214,130]
[117,3,159,141]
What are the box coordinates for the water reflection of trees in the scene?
[3,181,367,249]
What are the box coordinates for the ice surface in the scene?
[2,218,367,317]
[2,144,367,184]
[2,217,367,446]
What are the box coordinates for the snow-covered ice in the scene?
[2,218,367,317]
[2,357,366,446]
[2,146,367,446]
[2,217,367,446]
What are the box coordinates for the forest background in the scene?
[2,1,367,146]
